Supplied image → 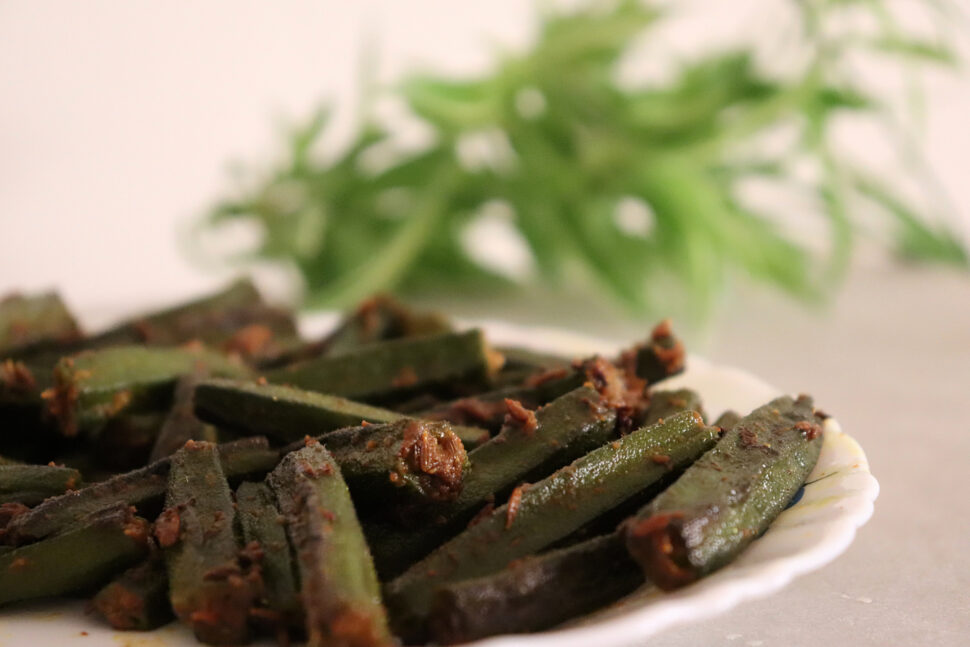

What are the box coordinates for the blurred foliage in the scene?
[201,0,967,315]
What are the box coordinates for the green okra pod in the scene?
[150,372,217,462]
[0,291,81,356]
[620,319,686,384]
[193,378,489,449]
[428,532,642,643]
[385,410,716,630]
[0,464,81,506]
[624,395,824,590]
[420,355,644,434]
[268,442,392,647]
[262,295,451,370]
[234,481,300,623]
[289,419,469,506]
[266,329,500,405]
[0,503,150,607]
[92,554,174,631]
[93,278,300,357]
[494,346,572,373]
[159,440,258,645]
[713,409,742,431]
[365,383,620,578]
[321,295,452,357]
[44,345,249,436]
[6,436,278,543]
[642,388,705,427]
[94,413,165,471]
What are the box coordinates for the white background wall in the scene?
[2,0,968,312]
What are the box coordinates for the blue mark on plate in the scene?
[785,486,805,509]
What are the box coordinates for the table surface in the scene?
[432,263,970,646]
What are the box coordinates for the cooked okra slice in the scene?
[0,464,81,506]
[428,532,641,643]
[160,441,258,645]
[266,329,500,404]
[268,442,392,647]
[234,481,300,623]
[92,554,174,631]
[0,503,150,607]
[642,388,705,427]
[623,395,824,590]
[149,372,217,462]
[0,291,81,356]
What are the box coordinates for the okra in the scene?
[92,554,173,631]
[268,442,392,647]
[0,503,150,606]
[713,409,742,431]
[260,296,452,370]
[0,291,81,355]
[418,355,637,435]
[266,329,499,404]
[160,441,258,645]
[93,278,299,355]
[6,436,278,543]
[366,384,620,577]
[150,373,217,462]
[495,346,572,372]
[294,419,469,506]
[620,319,686,384]
[94,413,165,471]
[44,345,249,436]
[193,378,489,450]
[0,464,81,506]
[624,395,824,590]
[234,481,300,622]
[385,411,715,629]
[642,388,705,427]
[323,295,452,357]
[429,532,641,643]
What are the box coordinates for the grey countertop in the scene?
[433,263,970,646]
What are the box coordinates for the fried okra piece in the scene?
[268,442,392,647]
[623,395,824,590]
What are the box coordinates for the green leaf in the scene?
[854,174,969,266]
[868,37,960,66]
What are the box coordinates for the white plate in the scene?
[0,319,879,647]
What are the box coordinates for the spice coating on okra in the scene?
[624,395,824,590]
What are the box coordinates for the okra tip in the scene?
[395,420,468,502]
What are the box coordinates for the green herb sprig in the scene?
[201,0,967,315]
